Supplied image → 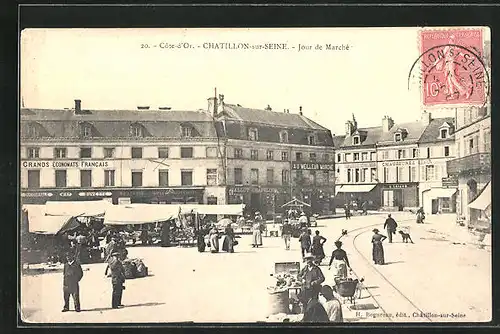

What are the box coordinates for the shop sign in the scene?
[118,197,131,205]
[78,191,113,197]
[21,191,54,198]
[442,177,458,188]
[381,160,416,167]
[21,160,114,169]
[228,186,288,196]
[343,163,376,169]
[384,183,416,189]
[292,162,335,171]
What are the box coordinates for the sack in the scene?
[133,259,148,278]
[123,260,137,279]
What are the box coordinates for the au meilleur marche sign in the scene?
[291,162,335,171]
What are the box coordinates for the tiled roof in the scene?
[336,126,383,149]
[418,117,456,143]
[332,135,346,149]
[377,121,428,146]
[222,104,328,131]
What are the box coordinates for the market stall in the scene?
[266,262,303,322]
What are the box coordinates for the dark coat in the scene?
[299,264,325,289]
[63,261,83,290]
[108,257,126,285]
[384,217,398,231]
[299,233,312,249]
[302,299,329,322]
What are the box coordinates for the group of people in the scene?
[344,200,369,220]
[196,221,238,253]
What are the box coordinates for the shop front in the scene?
[20,187,205,205]
[380,183,419,211]
[335,184,381,210]
[227,186,290,219]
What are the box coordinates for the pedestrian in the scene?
[328,240,351,281]
[222,223,235,253]
[237,215,246,228]
[251,214,263,248]
[416,207,425,224]
[298,253,325,303]
[299,228,312,258]
[105,251,126,309]
[311,230,327,265]
[361,201,368,215]
[281,220,292,250]
[298,212,308,229]
[104,235,117,262]
[208,224,220,253]
[196,223,208,252]
[62,253,83,312]
[302,295,329,323]
[383,214,398,243]
[344,204,351,220]
[319,285,344,322]
[371,229,387,265]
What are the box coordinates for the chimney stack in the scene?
[421,110,432,125]
[158,106,171,110]
[382,115,394,132]
[345,121,354,136]
[265,104,272,111]
[137,106,150,110]
[74,99,82,113]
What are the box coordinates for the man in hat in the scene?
[298,212,308,229]
[298,253,325,303]
[105,251,126,309]
[319,285,343,322]
[383,214,398,243]
[298,228,312,258]
[62,253,83,312]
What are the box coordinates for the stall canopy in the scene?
[281,198,311,208]
[104,204,181,225]
[28,214,79,235]
[468,182,491,211]
[45,200,111,217]
[182,204,245,215]
[425,188,457,199]
[335,184,376,194]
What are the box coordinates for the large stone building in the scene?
[21,97,336,218]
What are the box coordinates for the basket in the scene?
[336,279,358,298]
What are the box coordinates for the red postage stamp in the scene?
[419,28,487,106]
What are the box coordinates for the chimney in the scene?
[265,104,272,111]
[158,106,171,110]
[137,106,150,110]
[345,120,354,136]
[287,109,290,113]
[299,106,303,112]
[207,97,217,116]
[74,99,82,113]
[382,115,394,132]
[421,110,432,125]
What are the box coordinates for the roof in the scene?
[377,120,428,146]
[333,135,346,148]
[222,104,328,131]
[418,117,456,144]
[336,126,383,149]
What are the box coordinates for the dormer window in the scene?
[440,128,449,139]
[181,125,193,138]
[79,122,93,138]
[130,123,144,137]
[394,133,402,142]
[27,123,40,138]
[248,128,258,141]
[279,130,289,143]
[307,134,316,145]
[353,136,360,145]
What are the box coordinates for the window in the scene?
[353,136,360,145]
[27,147,40,159]
[279,131,288,143]
[382,151,389,160]
[27,170,40,188]
[281,151,289,161]
[206,147,218,158]
[251,169,259,185]
[347,169,352,183]
[361,152,368,161]
[337,154,342,162]
[394,133,402,142]
[266,150,274,160]
[248,128,258,141]
[444,146,450,157]
[105,170,115,187]
[345,153,351,162]
[181,147,193,158]
[158,170,169,186]
[181,170,193,186]
[427,147,431,158]
[440,128,448,139]
[360,168,367,182]
[80,147,92,159]
[55,170,67,188]
[383,167,389,183]
[309,153,316,161]
[307,135,316,145]
[235,148,243,159]
[251,150,259,160]
[371,168,377,182]
[425,165,435,181]
[54,148,67,159]
[282,169,290,185]
[81,123,92,138]
[158,147,169,159]
[484,130,491,152]
[130,124,143,137]
[104,148,115,159]
[267,169,274,184]
[80,170,92,187]
[27,123,39,138]
[370,152,376,161]
[355,169,360,182]
[234,168,243,185]
[207,169,218,186]
[397,167,406,182]
[468,137,475,154]
[323,154,330,162]
[132,171,143,187]
[131,147,143,159]
[353,153,360,161]
[412,148,418,158]
[398,149,406,159]
[181,126,193,138]
[296,152,303,161]
[409,166,417,182]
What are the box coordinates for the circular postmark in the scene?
[408,42,490,108]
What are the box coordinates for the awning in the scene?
[424,188,457,199]
[28,214,80,235]
[182,204,245,215]
[281,198,311,208]
[336,184,377,194]
[104,204,180,225]
[468,182,491,211]
[45,200,112,217]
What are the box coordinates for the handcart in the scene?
[334,277,360,305]
[268,262,302,315]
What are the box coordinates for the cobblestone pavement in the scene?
[20,212,491,323]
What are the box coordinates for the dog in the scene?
[398,230,414,243]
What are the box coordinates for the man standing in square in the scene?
[383,214,398,243]
[62,253,83,312]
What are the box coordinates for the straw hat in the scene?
[303,253,315,260]
[111,251,121,256]
[372,228,379,233]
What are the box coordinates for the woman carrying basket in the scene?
[328,240,351,281]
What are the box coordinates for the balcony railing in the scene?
[447,152,491,176]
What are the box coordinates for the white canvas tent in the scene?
[44,200,112,217]
[103,204,181,225]
[181,204,245,215]
[22,204,82,235]
[468,182,491,211]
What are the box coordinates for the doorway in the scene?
[431,199,439,214]
[250,193,261,215]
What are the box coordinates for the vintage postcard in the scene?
[19,27,491,324]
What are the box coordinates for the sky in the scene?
[21,28,477,135]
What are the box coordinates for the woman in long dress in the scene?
[328,240,351,281]
[371,229,387,265]
[208,225,220,253]
[311,230,327,265]
[252,212,263,248]
[222,223,235,253]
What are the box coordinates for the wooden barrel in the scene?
[268,289,289,315]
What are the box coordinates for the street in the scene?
[20,212,492,323]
